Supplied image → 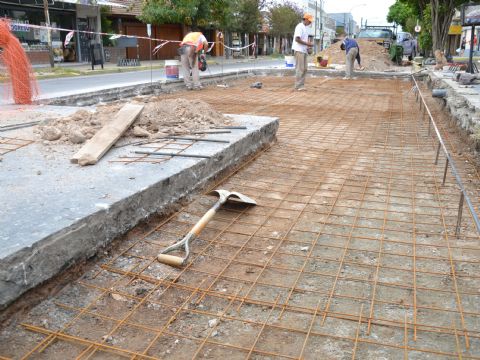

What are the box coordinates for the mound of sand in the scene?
[131,98,231,138]
[37,98,232,145]
[319,40,394,72]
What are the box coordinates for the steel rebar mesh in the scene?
[2,76,480,359]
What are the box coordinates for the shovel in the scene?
[157,189,256,267]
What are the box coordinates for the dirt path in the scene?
[1,77,480,359]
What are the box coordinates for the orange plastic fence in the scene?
[0,19,37,104]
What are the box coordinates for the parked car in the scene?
[357,27,395,49]
[396,32,417,60]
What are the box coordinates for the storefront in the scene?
[1,0,77,63]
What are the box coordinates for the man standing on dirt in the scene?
[341,37,360,80]
[179,31,209,90]
[292,13,314,91]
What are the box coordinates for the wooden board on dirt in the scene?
[71,103,144,166]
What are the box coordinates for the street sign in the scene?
[415,25,421,33]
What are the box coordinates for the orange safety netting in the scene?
[0,18,37,104]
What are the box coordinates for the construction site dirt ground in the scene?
[2,75,480,359]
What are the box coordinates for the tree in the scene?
[418,3,433,52]
[394,0,470,52]
[266,1,302,54]
[100,6,114,47]
[228,0,264,34]
[140,0,229,28]
[387,1,415,33]
[267,2,302,38]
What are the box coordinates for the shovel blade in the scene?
[208,189,257,205]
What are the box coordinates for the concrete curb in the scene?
[39,71,256,107]
[427,71,480,132]
[38,68,414,107]
[0,116,279,310]
[254,68,413,79]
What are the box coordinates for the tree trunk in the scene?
[431,0,455,52]
[225,31,230,59]
[416,0,428,19]
[274,36,280,54]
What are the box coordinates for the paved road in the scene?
[0,59,285,103]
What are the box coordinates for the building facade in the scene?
[0,0,121,64]
[328,12,357,37]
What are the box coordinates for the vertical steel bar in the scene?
[443,158,449,186]
[434,142,441,165]
[453,321,463,360]
[456,192,465,238]
[404,312,409,360]
[351,304,364,360]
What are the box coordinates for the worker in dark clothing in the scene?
[340,37,361,79]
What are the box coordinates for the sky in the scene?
[323,0,396,27]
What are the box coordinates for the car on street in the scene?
[357,27,395,49]
[396,32,417,60]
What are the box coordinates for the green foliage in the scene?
[404,17,416,34]
[393,0,471,52]
[387,1,414,28]
[100,6,114,47]
[418,3,432,52]
[267,2,302,37]
[140,0,263,33]
[140,0,229,28]
[228,0,263,33]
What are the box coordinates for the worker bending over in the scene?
[341,37,361,80]
[179,31,208,90]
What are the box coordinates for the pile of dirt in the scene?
[36,98,232,145]
[131,98,232,138]
[35,107,118,145]
[318,40,394,72]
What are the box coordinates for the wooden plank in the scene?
[71,103,144,166]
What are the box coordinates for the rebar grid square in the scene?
[0,136,33,155]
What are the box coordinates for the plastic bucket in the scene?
[285,55,295,68]
[165,60,180,79]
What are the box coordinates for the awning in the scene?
[97,0,127,7]
[54,0,127,8]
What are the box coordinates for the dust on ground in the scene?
[319,40,396,72]
[36,97,233,145]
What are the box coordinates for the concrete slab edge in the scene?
[38,68,414,107]
[39,71,256,107]
[0,118,279,310]
[428,71,480,132]
[253,68,413,79]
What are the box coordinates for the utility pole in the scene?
[43,0,54,68]
[314,1,318,53]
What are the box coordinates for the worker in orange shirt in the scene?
[178,31,209,90]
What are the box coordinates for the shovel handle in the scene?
[191,207,218,236]
[157,254,185,267]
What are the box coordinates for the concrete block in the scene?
[0,114,278,310]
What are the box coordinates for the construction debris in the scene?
[71,103,144,165]
[36,98,233,146]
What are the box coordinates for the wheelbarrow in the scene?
[157,189,257,267]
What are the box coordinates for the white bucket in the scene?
[285,55,295,68]
[165,59,180,79]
